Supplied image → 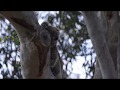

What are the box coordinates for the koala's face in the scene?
[41,22,59,46]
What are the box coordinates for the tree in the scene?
[0,11,67,79]
[82,11,119,79]
[0,11,96,79]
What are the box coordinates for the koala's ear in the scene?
[40,30,51,47]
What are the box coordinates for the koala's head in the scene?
[41,21,50,29]
[41,22,59,46]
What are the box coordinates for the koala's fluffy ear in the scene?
[40,30,51,47]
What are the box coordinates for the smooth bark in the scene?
[82,11,117,79]
[117,14,120,78]
[0,11,57,79]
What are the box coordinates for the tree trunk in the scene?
[0,11,66,79]
[82,11,119,79]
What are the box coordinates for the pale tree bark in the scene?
[81,11,118,79]
[93,57,102,78]
[0,11,67,79]
[117,14,120,78]
[93,11,119,79]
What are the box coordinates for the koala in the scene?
[41,22,63,78]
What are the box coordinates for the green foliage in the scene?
[12,37,20,45]
[0,11,95,79]
[44,11,95,78]
[0,38,2,42]
[0,18,22,79]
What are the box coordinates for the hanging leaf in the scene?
[0,38,2,42]
[13,38,20,45]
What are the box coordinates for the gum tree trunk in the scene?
[82,11,120,79]
[0,11,66,79]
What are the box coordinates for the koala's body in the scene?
[41,22,65,78]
